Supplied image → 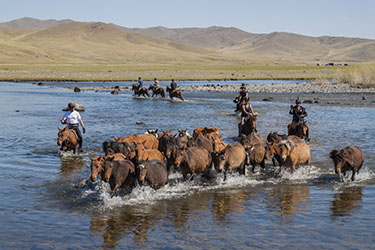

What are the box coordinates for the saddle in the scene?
[65,127,80,142]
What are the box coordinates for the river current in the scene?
[0,81,374,249]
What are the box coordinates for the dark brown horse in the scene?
[240,132,265,173]
[57,127,79,154]
[89,153,127,182]
[148,84,165,98]
[288,121,309,141]
[132,84,150,98]
[137,160,168,189]
[239,114,257,136]
[166,86,184,101]
[329,145,364,181]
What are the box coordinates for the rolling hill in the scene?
[130,26,375,62]
[0,18,374,64]
[0,21,241,64]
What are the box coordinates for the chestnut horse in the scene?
[166,86,184,101]
[288,121,309,141]
[148,84,165,98]
[132,84,150,98]
[57,127,79,154]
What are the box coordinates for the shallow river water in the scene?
[0,81,374,249]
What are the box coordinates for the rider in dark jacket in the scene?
[170,79,177,90]
[234,83,248,112]
[289,98,307,124]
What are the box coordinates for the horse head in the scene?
[277,139,295,161]
[265,141,277,159]
[89,156,105,182]
[57,127,67,145]
[329,149,345,175]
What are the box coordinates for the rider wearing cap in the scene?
[61,102,86,150]
[289,98,307,126]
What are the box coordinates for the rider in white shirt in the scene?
[61,102,86,150]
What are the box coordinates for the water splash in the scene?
[80,172,262,210]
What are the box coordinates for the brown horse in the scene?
[192,127,226,152]
[166,86,184,101]
[264,132,302,168]
[212,143,247,181]
[277,139,311,173]
[239,114,257,136]
[329,145,364,181]
[148,84,165,98]
[132,84,150,98]
[89,153,127,182]
[288,121,309,141]
[57,127,79,154]
[240,132,265,173]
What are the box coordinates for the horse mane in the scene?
[267,132,287,143]
[267,131,279,142]
[277,139,295,152]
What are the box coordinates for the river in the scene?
[0,81,374,249]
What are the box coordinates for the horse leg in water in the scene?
[240,159,246,175]
[351,169,356,181]
[111,184,120,197]
[306,127,310,142]
[188,174,194,181]
[260,157,266,170]
[272,157,276,167]
[223,170,227,182]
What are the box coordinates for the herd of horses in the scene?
[57,111,365,196]
[131,84,184,101]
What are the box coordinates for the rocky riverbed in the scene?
[74,82,375,94]
[184,82,375,93]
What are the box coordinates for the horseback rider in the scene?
[136,77,143,89]
[238,96,255,135]
[154,78,160,88]
[170,79,177,91]
[289,98,307,128]
[61,102,85,150]
[234,83,248,112]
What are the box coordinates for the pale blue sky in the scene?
[1,0,374,39]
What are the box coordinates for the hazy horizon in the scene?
[0,0,374,39]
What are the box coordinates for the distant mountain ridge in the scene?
[130,26,375,62]
[0,17,73,30]
[0,21,238,64]
[0,17,375,63]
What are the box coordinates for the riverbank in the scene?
[0,63,339,82]
[65,81,375,107]
[78,81,375,94]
